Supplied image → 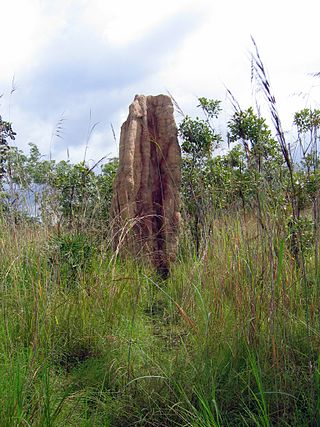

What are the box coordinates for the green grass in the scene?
[0,214,319,426]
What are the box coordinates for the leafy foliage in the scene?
[48,232,96,287]
[228,107,282,170]
[179,101,287,253]
[4,143,118,229]
[179,115,220,162]
[0,115,16,184]
[179,98,222,253]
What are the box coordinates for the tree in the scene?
[179,98,222,254]
[0,116,16,185]
[4,142,119,230]
[228,108,285,222]
[228,107,281,172]
[294,108,320,273]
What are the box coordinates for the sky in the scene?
[1,0,320,166]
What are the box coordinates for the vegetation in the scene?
[1,48,320,425]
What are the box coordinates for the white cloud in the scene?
[1,0,203,162]
[0,0,70,82]
[82,0,202,45]
[1,0,320,162]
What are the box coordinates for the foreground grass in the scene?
[0,215,319,426]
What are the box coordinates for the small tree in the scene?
[228,107,284,224]
[294,108,320,276]
[179,98,222,254]
[0,116,16,185]
[228,107,281,172]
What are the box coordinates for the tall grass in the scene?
[0,209,319,426]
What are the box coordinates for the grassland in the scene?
[0,210,319,426]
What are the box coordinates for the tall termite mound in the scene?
[110,94,181,276]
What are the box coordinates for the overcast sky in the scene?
[1,0,320,166]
